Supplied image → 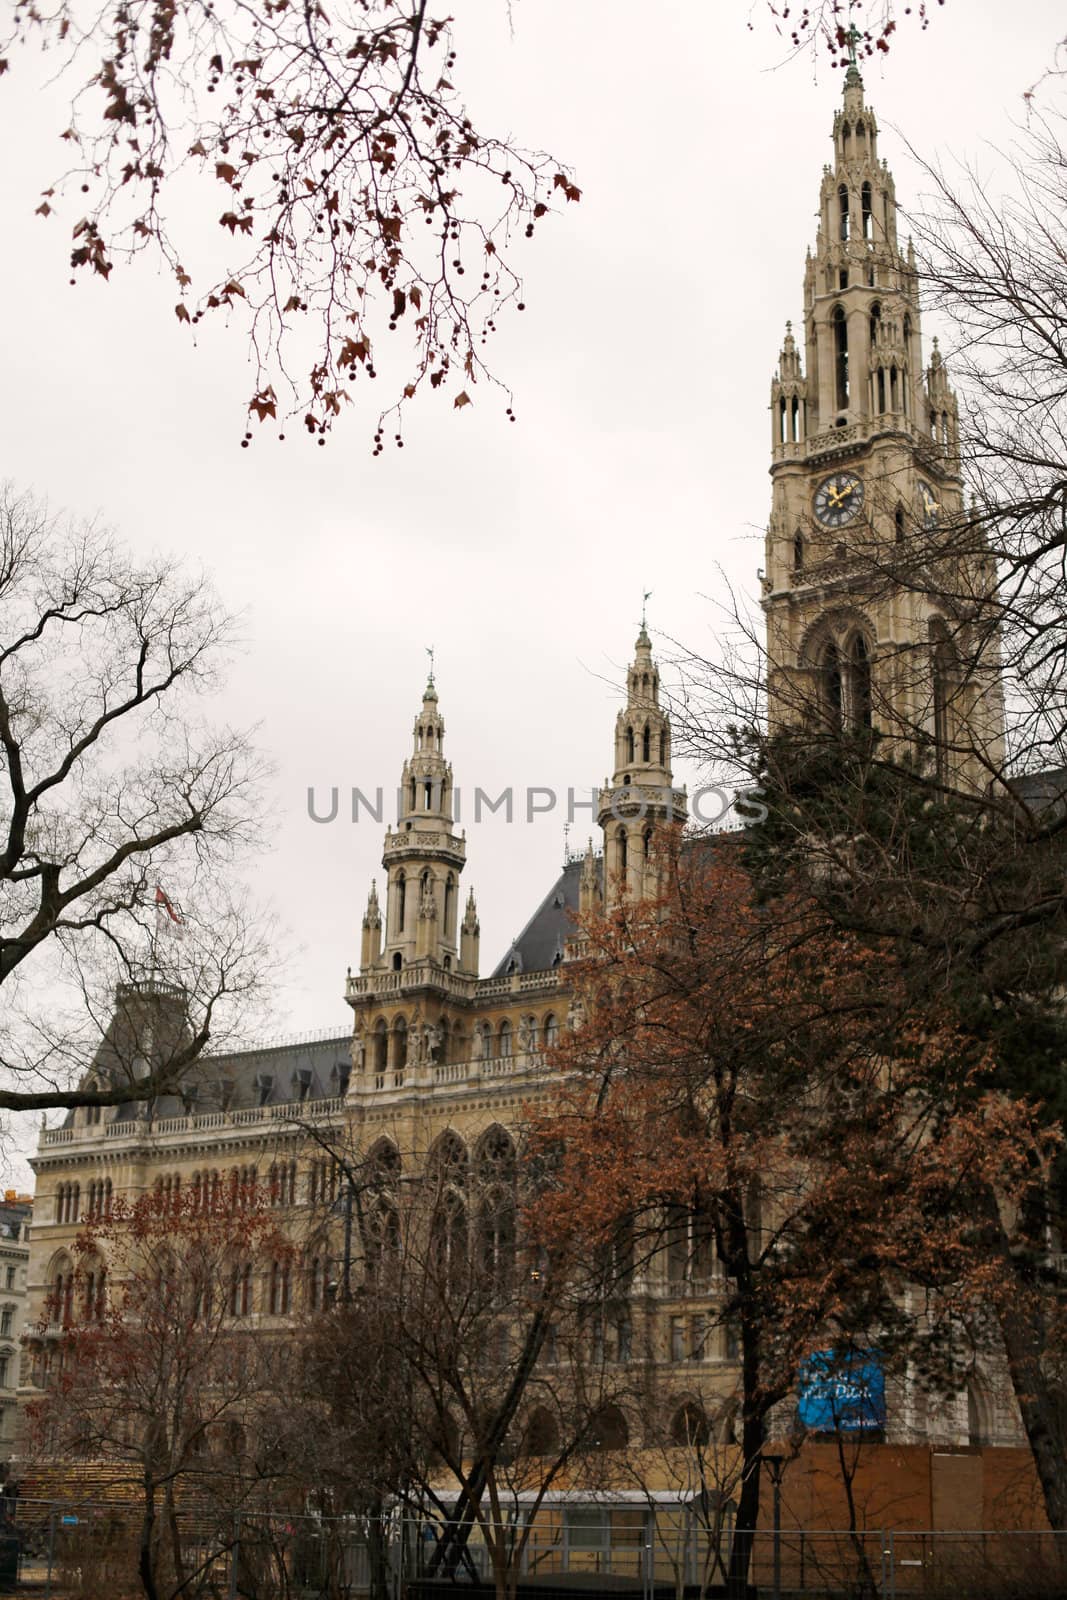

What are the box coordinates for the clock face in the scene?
[813,472,864,529]
[918,481,940,528]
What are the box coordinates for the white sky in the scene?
[1,1,1064,1182]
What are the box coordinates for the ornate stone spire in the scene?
[371,674,468,975]
[597,626,686,911]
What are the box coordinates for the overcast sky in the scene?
[1,2,1064,1182]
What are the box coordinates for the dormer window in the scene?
[291,1068,313,1105]
[254,1073,273,1108]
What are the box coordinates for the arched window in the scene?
[821,641,843,730]
[850,634,872,731]
[967,1379,994,1447]
[617,827,628,879]
[588,1404,629,1451]
[642,723,651,762]
[396,871,406,933]
[543,1013,559,1049]
[498,1020,512,1059]
[841,121,851,158]
[429,1131,468,1182]
[869,301,881,348]
[837,185,850,242]
[366,1197,401,1280]
[833,305,849,410]
[659,728,667,765]
[431,1191,468,1293]
[269,1260,291,1315]
[527,1407,560,1457]
[625,726,635,762]
[307,1255,325,1312]
[861,181,873,240]
[793,530,804,572]
[373,1019,388,1077]
[932,624,956,783]
[671,1402,711,1448]
[477,1127,516,1295]
[444,874,455,938]
[895,505,905,544]
[229,1262,253,1318]
[392,1016,408,1077]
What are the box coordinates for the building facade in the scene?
[22,69,1021,1462]
[0,1196,32,1455]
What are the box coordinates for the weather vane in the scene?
[426,644,435,684]
[641,589,652,629]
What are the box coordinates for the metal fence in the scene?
[0,1499,1064,1598]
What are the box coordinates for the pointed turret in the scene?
[375,674,469,974]
[598,622,686,910]
[578,837,602,918]
[360,880,382,970]
[459,888,480,977]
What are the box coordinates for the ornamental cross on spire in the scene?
[426,644,435,684]
[641,589,652,630]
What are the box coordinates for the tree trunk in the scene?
[138,1477,160,1600]
[727,1411,763,1600]
[998,1274,1067,1528]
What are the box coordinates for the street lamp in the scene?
[760,1450,787,1600]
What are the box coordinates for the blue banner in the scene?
[797,1348,886,1434]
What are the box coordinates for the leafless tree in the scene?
[0,483,273,1115]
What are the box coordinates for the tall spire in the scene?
[365,673,469,976]
[597,626,686,911]
[761,75,1003,787]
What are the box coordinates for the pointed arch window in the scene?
[641,723,651,762]
[396,871,406,933]
[822,642,844,730]
[625,726,635,763]
[838,185,850,243]
[793,531,804,572]
[833,305,849,410]
[932,627,955,783]
[850,634,872,730]
[659,728,667,765]
[616,828,628,880]
[444,874,455,938]
[869,301,881,348]
[895,505,906,544]
[498,1021,512,1059]
[861,182,873,240]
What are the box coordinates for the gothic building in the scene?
[763,60,1004,786]
[21,67,1021,1462]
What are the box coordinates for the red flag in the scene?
[154,885,184,925]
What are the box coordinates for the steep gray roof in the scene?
[1011,766,1067,815]
[491,856,597,977]
[111,1027,354,1123]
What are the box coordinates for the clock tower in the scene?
[762,62,1004,787]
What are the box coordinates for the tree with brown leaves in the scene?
[530,832,1051,1585]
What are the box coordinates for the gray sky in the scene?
[0,1,1063,1180]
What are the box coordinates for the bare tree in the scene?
[25,1189,293,1600]
[0,483,272,1114]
